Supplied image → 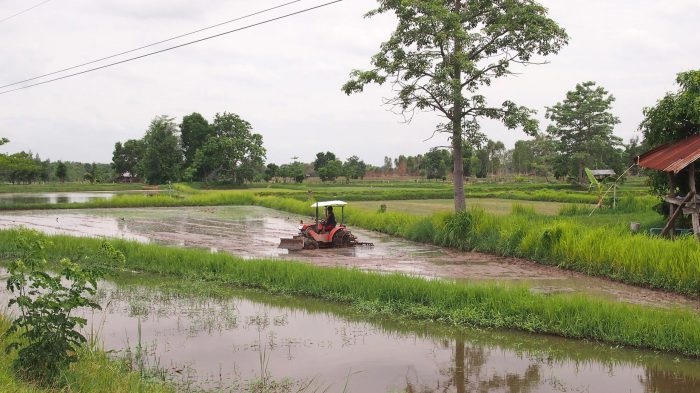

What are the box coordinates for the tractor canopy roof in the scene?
[310,200,347,208]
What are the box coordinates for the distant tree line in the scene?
[112,112,266,185]
[0,139,112,184]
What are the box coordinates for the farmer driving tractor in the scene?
[324,206,337,232]
[278,200,373,250]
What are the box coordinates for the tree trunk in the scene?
[451,0,466,212]
[452,129,466,211]
[578,161,585,185]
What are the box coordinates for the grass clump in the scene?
[0,229,699,358]
[0,317,172,393]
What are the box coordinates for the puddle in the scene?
[1,272,698,393]
[0,206,697,313]
[0,191,162,206]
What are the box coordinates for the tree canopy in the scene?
[640,70,700,196]
[343,0,568,211]
[546,81,622,184]
[142,116,183,185]
[180,113,213,166]
[188,112,266,184]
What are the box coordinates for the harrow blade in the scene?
[354,242,374,247]
[278,237,304,251]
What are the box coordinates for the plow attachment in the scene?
[278,236,305,251]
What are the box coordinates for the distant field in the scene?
[354,198,577,216]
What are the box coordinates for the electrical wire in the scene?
[0,0,343,96]
[0,0,53,24]
[0,0,302,90]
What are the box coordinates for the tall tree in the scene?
[343,156,368,180]
[55,161,68,183]
[422,148,452,179]
[313,152,337,173]
[318,160,343,182]
[189,112,265,184]
[343,0,567,211]
[264,163,279,182]
[142,116,183,185]
[112,139,145,178]
[640,70,700,196]
[546,81,622,184]
[511,140,534,174]
[180,113,213,166]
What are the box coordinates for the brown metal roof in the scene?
[638,134,700,173]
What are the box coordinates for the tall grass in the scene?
[255,196,698,295]
[0,230,698,357]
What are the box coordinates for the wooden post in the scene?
[668,172,677,236]
[691,162,700,240]
[661,191,695,237]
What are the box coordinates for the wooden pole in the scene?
[668,172,677,236]
[690,162,700,240]
[661,191,695,237]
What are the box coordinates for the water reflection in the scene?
[0,269,698,392]
[0,192,115,205]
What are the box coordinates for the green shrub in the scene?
[2,230,105,384]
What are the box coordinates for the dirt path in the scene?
[0,206,697,312]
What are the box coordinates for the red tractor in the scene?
[279,201,372,250]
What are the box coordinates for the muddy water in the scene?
[1,273,698,393]
[0,206,697,312]
[0,191,162,206]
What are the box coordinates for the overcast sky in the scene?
[0,0,698,165]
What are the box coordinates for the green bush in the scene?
[2,231,105,384]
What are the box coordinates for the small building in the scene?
[588,169,616,181]
[637,134,700,239]
[116,172,139,183]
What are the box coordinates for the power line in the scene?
[0,0,302,90]
[0,0,343,96]
[0,0,53,24]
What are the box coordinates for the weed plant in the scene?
[1,229,698,357]
[0,316,172,393]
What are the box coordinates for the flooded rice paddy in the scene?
[0,205,696,313]
[0,190,162,206]
[1,272,698,392]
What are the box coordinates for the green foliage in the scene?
[112,139,145,178]
[313,151,336,173]
[142,116,183,185]
[0,316,173,393]
[188,112,266,184]
[2,230,104,384]
[640,70,700,196]
[344,0,568,209]
[546,81,623,183]
[3,230,699,357]
[318,160,343,182]
[422,148,451,179]
[55,161,67,183]
[179,112,213,166]
[279,162,306,183]
[0,151,43,184]
[342,155,367,180]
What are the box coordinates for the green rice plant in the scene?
[1,229,699,357]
